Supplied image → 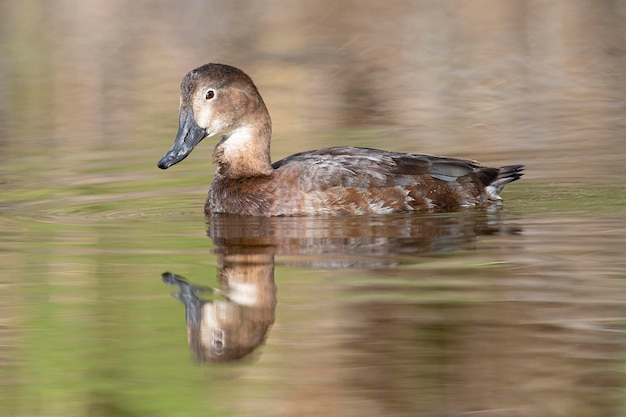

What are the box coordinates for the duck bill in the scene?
[158,108,208,169]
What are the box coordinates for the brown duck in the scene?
[158,63,524,216]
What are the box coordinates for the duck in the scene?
[158,63,524,216]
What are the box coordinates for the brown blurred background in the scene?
[2,0,625,182]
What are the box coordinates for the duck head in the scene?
[157,63,272,175]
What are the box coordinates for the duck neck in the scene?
[213,118,273,179]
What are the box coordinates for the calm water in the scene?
[1,1,625,416]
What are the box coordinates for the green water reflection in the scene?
[3,205,624,416]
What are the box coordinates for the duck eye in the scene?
[205,89,215,100]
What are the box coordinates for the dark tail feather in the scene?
[482,164,524,201]
[492,164,525,191]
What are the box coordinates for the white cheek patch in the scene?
[192,96,223,136]
[194,106,214,133]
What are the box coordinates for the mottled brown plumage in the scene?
[158,63,524,216]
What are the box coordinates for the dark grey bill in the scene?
[158,108,208,169]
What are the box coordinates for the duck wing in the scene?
[272,146,497,192]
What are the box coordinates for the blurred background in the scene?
[1,1,625,416]
[2,0,625,176]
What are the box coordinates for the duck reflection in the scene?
[162,250,276,363]
[163,211,517,363]
[208,212,518,269]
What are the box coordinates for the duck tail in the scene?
[485,164,525,201]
